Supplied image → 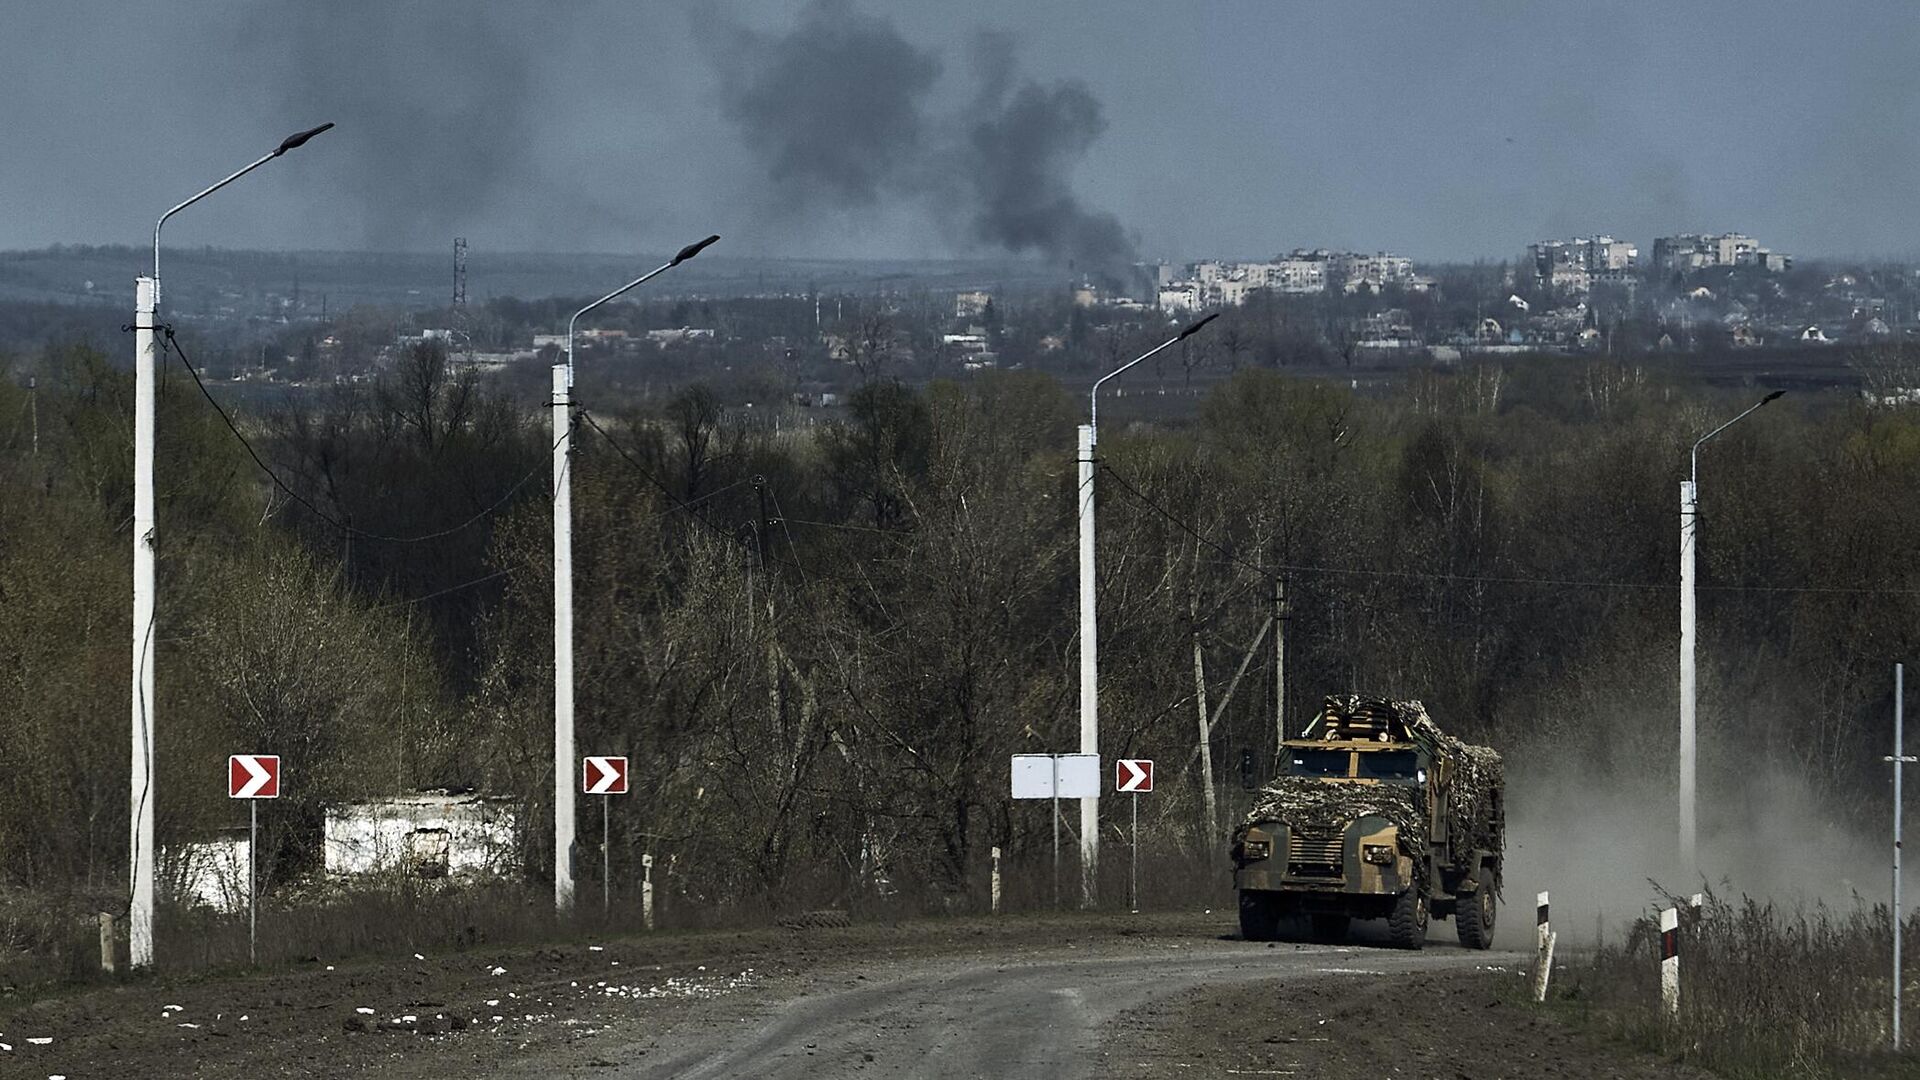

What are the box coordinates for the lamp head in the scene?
[1178,312,1220,340]
[672,234,721,265]
[274,122,335,157]
[1761,389,1785,405]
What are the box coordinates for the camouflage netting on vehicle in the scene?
[1242,779,1426,846]
[1247,695,1505,866]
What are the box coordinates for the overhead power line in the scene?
[158,325,553,544]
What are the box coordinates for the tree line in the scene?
[3,342,1917,914]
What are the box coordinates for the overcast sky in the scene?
[4,0,1916,264]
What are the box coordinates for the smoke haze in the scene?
[235,2,540,251]
[4,1,1920,260]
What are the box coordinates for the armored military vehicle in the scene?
[1230,695,1503,949]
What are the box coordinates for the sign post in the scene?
[1011,754,1100,911]
[584,756,629,914]
[228,754,280,966]
[1116,760,1154,912]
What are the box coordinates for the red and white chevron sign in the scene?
[1116,759,1154,793]
[583,756,629,795]
[228,754,280,799]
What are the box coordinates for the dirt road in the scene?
[2,912,1701,1078]
[617,939,1508,1079]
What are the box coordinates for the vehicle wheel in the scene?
[1309,914,1350,943]
[1239,890,1282,942]
[1388,888,1428,950]
[1455,865,1497,950]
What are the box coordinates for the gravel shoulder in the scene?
[1100,962,1719,1079]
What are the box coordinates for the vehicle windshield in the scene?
[1355,750,1420,781]
[1288,749,1349,777]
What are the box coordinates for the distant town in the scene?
[2,230,1915,400]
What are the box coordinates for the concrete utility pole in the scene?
[553,235,717,913]
[1678,389,1781,875]
[131,122,332,969]
[1272,574,1287,751]
[1889,664,1914,1050]
[1080,312,1217,907]
[552,362,575,911]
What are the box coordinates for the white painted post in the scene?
[1660,906,1681,1018]
[130,275,157,970]
[1076,424,1099,909]
[991,846,1002,915]
[1532,891,1553,1002]
[641,853,655,932]
[99,912,115,974]
[553,364,575,914]
[1679,480,1698,876]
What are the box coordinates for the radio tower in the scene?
[451,236,473,362]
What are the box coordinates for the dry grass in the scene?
[1562,885,1920,1079]
[0,840,1235,993]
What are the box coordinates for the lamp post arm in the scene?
[560,263,668,384]
[1089,313,1220,442]
[153,152,276,306]
[564,236,721,386]
[1690,390,1784,486]
[152,123,336,309]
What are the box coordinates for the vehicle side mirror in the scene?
[1239,749,1259,791]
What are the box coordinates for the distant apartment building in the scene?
[954,290,992,319]
[1651,233,1789,274]
[1325,251,1416,289]
[1527,236,1638,293]
[1158,282,1202,312]
[1154,249,1414,309]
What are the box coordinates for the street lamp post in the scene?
[1077,312,1217,907]
[552,234,717,914]
[1679,388,1782,874]
[132,122,333,969]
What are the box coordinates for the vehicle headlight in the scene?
[1362,844,1394,865]
[1241,839,1272,862]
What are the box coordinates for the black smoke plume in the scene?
[704,1,1137,277]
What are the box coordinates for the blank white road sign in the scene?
[1010,753,1101,799]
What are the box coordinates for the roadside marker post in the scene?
[1887,663,1913,1050]
[1011,754,1100,910]
[1115,760,1153,913]
[583,757,628,914]
[1660,905,1681,1017]
[1532,891,1554,1002]
[991,846,1002,915]
[641,853,655,931]
[99,912,115,974]
[228,754,280,966]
